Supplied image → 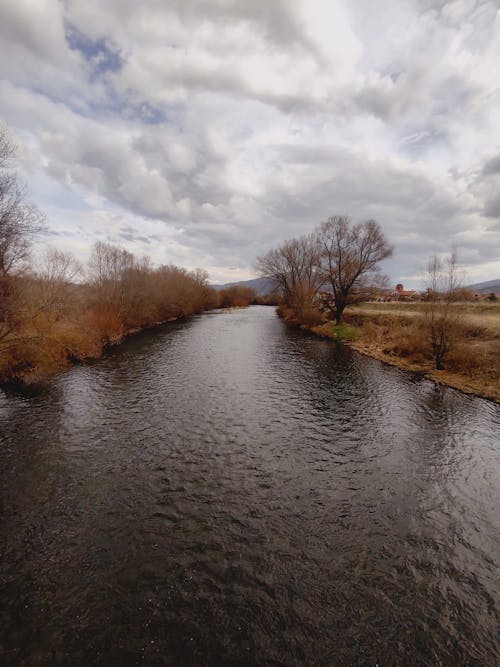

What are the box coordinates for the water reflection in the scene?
[1,306,499,666]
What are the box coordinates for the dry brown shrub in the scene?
[354,313,431,364]
[1,239,257,383]
[218,285,255,308]
[276,305,295,320]
[55,320,103,360]
[296,306,325,327]
[390,333,428,362]
[87,306,124,344]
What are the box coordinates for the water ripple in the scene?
[0,306,499,666]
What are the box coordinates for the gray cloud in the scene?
[483,154,500,176]
[484,195,500,219]
[0,0,499,284]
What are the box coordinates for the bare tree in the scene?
[0,127,46,357]
[87,240,136,314]
[424,252,460,370]
[317,215,392,324]
[41,247,81,287]
[0,127,45,277]
[88,240,135,289]
[256,233,324,309]
[38,248,82,316]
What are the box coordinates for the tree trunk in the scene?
[335,302,345,325]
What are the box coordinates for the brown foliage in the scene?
[276,303,326,327]
[218,285,256,308]
[253,292,281,306]
[296,306,325,327]
[87,306,125,344]
[0,239,241,384]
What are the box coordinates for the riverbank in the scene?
[349,339,500,404]
[1,240,260,389]
[0,314,181,389]
[0,304,253,389]
[283,303,500,403]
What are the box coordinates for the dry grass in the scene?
[352,301,500,331]
[346,305,500,402]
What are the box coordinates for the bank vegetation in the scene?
[258,217,500,403]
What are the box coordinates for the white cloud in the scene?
[1,0,499,285]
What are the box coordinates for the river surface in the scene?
[0,306,499,666]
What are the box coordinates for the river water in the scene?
[0,306,499,666]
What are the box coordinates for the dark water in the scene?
[1,306,499,666]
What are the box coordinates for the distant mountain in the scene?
[468,279,500,294]
[211,277,278,295]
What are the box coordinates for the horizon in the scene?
[209,275,500,292]
[1,1,500,286]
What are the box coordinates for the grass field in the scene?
[345,301,500,402]
[351,301,500,333]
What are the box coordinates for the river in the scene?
[0,306,499,666]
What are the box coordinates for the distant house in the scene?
[384,283,419,302]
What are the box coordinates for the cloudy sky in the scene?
[1,0,499,285]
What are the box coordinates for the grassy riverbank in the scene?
[286,302,500,403]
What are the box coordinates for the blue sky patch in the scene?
[66,23,123,76]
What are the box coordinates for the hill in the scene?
[211,277,278,295]
[468,279,500,294]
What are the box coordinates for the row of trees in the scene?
[1,235,258,382]
[0,129,255,383]
[257,215,393,323]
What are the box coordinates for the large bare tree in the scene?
[0,127,45,355]
[317,215,392,324]
[0,127,45,277]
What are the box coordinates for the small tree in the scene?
[424,253,460,370]
[37,248,81,320]
[317,215,392,323]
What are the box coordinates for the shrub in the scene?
[87,306,125,344]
